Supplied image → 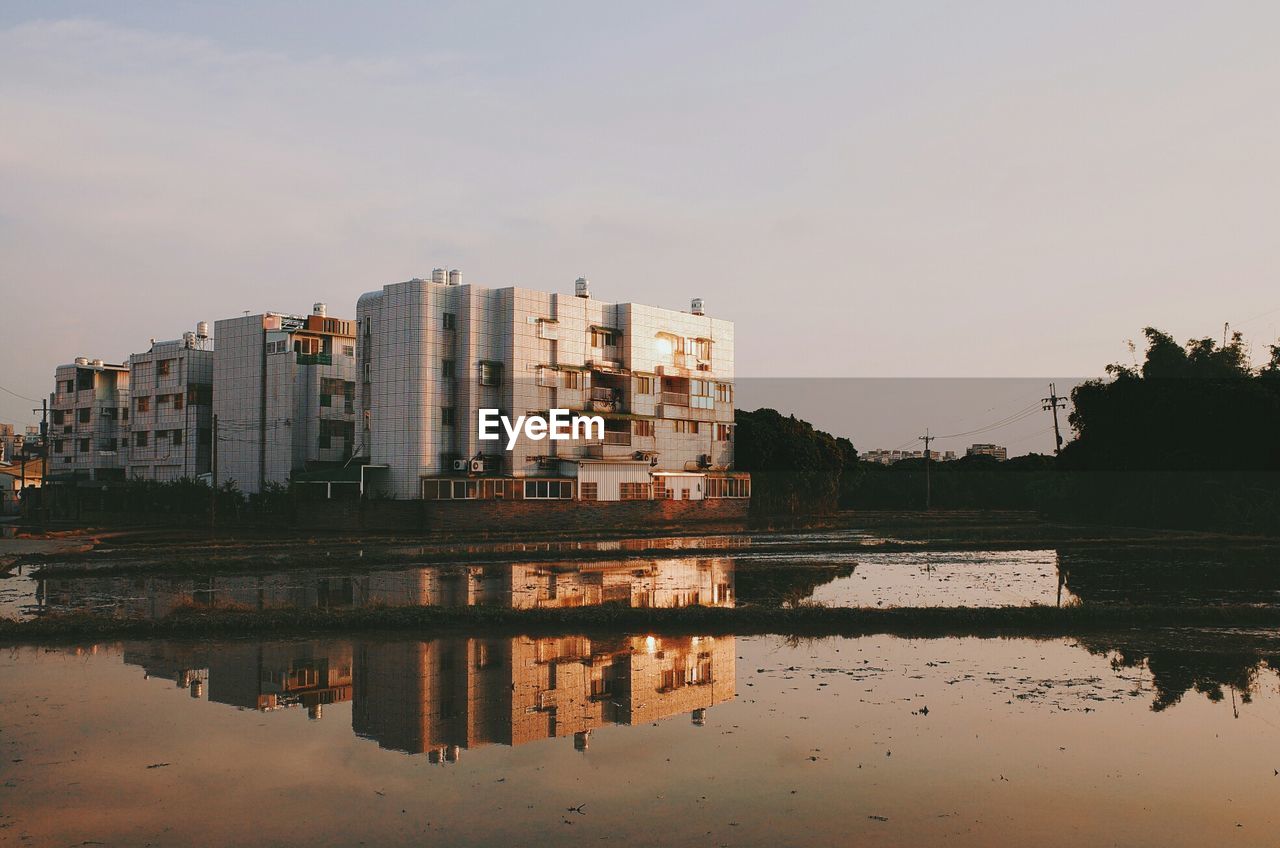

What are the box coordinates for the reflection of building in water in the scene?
[355,558,734,610]
[38,573,359,619]
[124,641,353,718]
[38,557,733,618]
[208,642,353,717]
[353,635,736,757]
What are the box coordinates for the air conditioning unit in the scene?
[451,459,468,471]
[698,454,712,468]
[469,459,485,473]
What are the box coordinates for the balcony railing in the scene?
[590,387,618,403]
[660,391,689,407]
[603,431,631,446]
[297,352,333,366]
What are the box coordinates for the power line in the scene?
[0,384,41,403]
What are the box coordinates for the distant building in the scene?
[863,448,956,465]
[213,304,357,494]
[966,443,1008,461]
[126,325,214,481]
[0,458,42,515]
[48,358,131,481]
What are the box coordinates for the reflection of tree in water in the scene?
[734,562,856,607]
[1059,548,1280,607]
[1081,636,1280,712]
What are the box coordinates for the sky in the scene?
[2,2,1278,452]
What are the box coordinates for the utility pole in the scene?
[35,400,47,524]
[210,414,218,537]
[1042,383,1067,455]
[918,428,933,510]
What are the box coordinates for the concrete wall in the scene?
[295,495,748,533]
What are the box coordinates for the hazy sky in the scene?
[3,2,1278,450]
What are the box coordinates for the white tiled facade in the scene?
[213,306,357,494]
[357,273,748,502]
[126,333,214,481]
[48,359,131,480]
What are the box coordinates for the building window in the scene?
[691,338,712,361]
[442,407,456,426]
[480,361,503,387]
[674,420,699,434]
[442,359,456,379]
[654,479,671,499]
[342,344,355,357]
[443,312,457,330]
[78,438,90,453]
[136,396,150,413]
[561,370,580,390]
[634,420,655,437]
[157,359,173,377]
[77,408,91,423]
[591,328,619,347]
[135,431,149,447]
[51,410,65,426]
[318,418,353,450]
[523,480,573,499]
[580,482,598,501]
[635,376,654,394]
[716,383,733,403]
[619,482,652,500]
[53,440,64,454]
[172,429,183,446]
[715,423,732,441]
[690,379,714,409]
[706,477,751,498]
[64,380,75,394]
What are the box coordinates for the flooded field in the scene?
[3,630,1279,846]
[10,544,1280,620]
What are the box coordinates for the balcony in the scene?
[297,352,333,366]
[660,391,689,408]
[588,387,621,413]
[603,431,631,446]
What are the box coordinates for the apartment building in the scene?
[863,448,958,465]
[213,304,357,494]
[966,443,1009,461]
[356,270,749,503]
[48,358,130,480]
[126,325,214,481]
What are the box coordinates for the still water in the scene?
[10,546,1280,620]
[3,630,1277,846]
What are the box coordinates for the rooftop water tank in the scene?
[691,297,705,316]
[575,276,590,299]
[432,268,447,284]
[196,321,210,339]
[74,356,89,366]
[448,269,462,286]
[313,302,327,317]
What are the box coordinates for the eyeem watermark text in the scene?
[478,408,605,450]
